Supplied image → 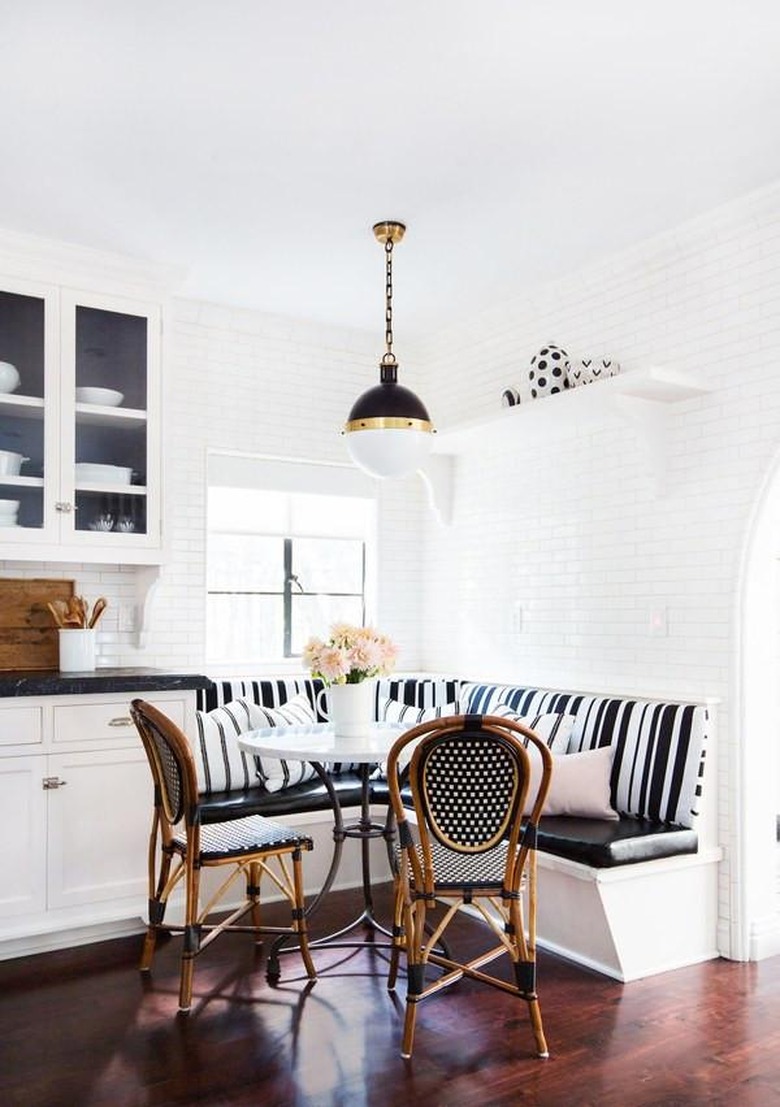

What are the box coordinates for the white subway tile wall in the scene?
[417,181,780,959]
[3,181,780,956]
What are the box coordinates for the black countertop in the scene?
[0,667,211,698]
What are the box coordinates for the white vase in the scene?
[327,681,375,739]
[58,628,97,672]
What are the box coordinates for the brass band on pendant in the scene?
[344,416,434,433]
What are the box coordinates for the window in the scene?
[206,455,377,665]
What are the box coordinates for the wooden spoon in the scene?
[47,601,66,628]
[88,597,108,628]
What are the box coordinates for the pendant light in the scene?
[343,220,435,478]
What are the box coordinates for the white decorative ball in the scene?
[528,345,570,399]
[568,358,595,388]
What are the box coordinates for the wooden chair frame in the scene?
[130,699,316,1011]
[386,713,553,1059]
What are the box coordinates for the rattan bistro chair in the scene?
[386,713,553,1060]
[130,699,316,1012]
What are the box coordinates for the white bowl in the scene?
[0,499,20,515]
[75,387,124,407]
[0,362,20,394]
[75,462,133,485]
[0,450,28,476]
[0,517,20,527]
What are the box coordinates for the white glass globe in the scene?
[344,427,433,479]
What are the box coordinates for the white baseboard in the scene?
[748,913,780,961]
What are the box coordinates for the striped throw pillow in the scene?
[193,697,259,794]
[487,704,575,754]
[250,694,320,793]
[193,694,319,795]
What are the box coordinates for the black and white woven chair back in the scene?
[415,730,524,853]
[131,702,187,826]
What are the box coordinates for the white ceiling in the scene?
[2,1,779,336]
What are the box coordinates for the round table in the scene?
[238,721,406,972]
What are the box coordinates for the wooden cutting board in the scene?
[0,578,75,670]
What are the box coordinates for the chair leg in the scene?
[510,899,549,1059]
[292,850,317,979]
[248,861,263,940]
[387,878,405,992]
[179,858,202,1013]
[399,900,426,1058]
[528,997,549,1059]
[140,846,173,973]
[140,926,158,974]
[401,1000,418,1060]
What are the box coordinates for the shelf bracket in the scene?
[134,565,162,648]
[418,455,454,525]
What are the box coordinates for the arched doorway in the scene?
[736,450,780,960]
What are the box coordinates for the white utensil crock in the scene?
[58,628,97,672]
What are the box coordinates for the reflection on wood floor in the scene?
[1,882,779,1107]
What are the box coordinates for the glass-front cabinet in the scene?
[0,280,161,562]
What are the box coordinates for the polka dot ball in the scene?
[528,344,570,399]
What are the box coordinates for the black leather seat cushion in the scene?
[199,781,697,870]
[197,772,365,823]
[535,816,698,868]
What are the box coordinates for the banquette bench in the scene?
[191,674,718,981]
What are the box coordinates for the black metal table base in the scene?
[266,762,396,979]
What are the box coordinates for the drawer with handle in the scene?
[53,697,186,744]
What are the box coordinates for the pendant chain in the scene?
[383,238,395,366]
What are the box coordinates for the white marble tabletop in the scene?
[238,721,406,764]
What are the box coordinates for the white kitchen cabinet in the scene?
[0,279,163,563]
[46,746,151,911]
[0,755,47,920]
[0,688,193,959]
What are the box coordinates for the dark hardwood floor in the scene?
[2,883,780,1107]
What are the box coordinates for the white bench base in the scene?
[535,847,723,981]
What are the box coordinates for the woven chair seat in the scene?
[406,839,512,891]
[173,815,313,861]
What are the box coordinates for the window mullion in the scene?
[283,538,293,657]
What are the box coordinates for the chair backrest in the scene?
[131,698,199,827]
[386,714,553,884]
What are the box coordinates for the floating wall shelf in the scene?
[421,367,710,523]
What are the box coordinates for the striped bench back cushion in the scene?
[198,675,460,720]
[460,682,709,829]
[375,676,461,712]
[197,677,327,718]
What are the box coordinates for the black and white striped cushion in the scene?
[193,694,319,795]
[193,698,259,794]
[372,697,458,779]
[196,677,325,718]
[461,683,708,828]
[567,697,708,829]
[250,695,320,793]
[380,696,459,726]
[487,704,575,754]
[375,677,460,713]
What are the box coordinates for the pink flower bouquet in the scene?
[302,623,398,685]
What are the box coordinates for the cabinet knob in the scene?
[42,777,67,789]
[55,502,74,513]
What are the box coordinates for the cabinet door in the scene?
[60,289,162,554]
[0,755,47,920]
[46,747,151,911]
[0,279,61,547]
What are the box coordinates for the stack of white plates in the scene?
[0,498,20,527]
